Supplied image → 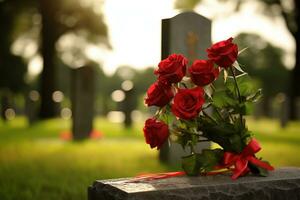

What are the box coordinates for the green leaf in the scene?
[199,118,246,152]
[171,119,200,149]
[177,132,198,150]
[230,102,254,116]
[247,89,262,102]
[182,149,224,176]
[233,61,245,73]
[212,90,236,108]
[248,162,270,177]
[204,86,213,99]
[245,102,254,115]
[158,112,174,125]
[223,69,228,83]
[226,73,257,98]
[197,149,224,172]
[228,134,243,152]
[182,154,200,176]
[238,47,248,55]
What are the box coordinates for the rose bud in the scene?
[143,118,169,149]
[189,59,220,86]
[154,54,188,85]
[171,87,205,120]
[206,37,238,69]
[145,81,174,107]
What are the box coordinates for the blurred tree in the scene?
[0,0,109,120]
[38,0,109,119]
[175,0,300,120]
[235,33,290,116]
[0,0,31,120]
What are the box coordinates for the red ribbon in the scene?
[223,138,274,180]
[129,171,185,182]
[129,139,273,182]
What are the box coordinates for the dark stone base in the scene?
[88,167,300,200]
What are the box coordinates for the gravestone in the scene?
[121,88,137,128]
[160,12,211,165]
[279,94,290,128]
[0,92,10,121]
[25,90,40,125]
[88,167,300,200]
[71,65,95,140]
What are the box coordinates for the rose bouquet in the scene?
[143,38,274,180]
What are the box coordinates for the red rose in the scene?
[154,54,188,84]
[143,118,169,149]
[145,81,174,107]
[171,87,205,120]
[206,37,238,68]
[189,60,220,86]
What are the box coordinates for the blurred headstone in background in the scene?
[121,80,137,128]
[25,90,40,125]
[160,12,211,165]
[71,65,95,140]
[0,91,10,122]
[277,93,290,128]
[253,100,264,120]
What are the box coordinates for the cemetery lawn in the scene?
[0,117,300,200]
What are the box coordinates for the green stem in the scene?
[229,67,244,125]
[215,108,225,121]
[210,84,216,92]
[229,67,242,104]
[181,82,188,88]
[202,110,217,124]
[228,112,234,122]
[189,142,195,154]
[202,103,212,110]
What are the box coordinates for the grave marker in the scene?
[71,65,95,140]
[160,12,212,165]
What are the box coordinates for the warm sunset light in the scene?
[102,0,295,75]
[1,0,300,199]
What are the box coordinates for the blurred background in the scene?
[0,0,299,199]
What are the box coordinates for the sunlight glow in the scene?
[121,80,134,91]
[11,38,38,59]
[16,0,295,76]
[100,0,295,74]
[107,111,125,123]
[111,90,125,102]
[5,108,16,120]
[102,0,177,75]
[52,91,64,103]
[28,55,43,76]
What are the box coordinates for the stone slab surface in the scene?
[88,167,300,200]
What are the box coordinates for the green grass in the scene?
[0,117,169,200]
[247,118,300,167]
[0,117,300,199]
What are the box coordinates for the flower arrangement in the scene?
[143,37,274,180]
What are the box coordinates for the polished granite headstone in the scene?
[160,11,211,165]
[88,167,300,200]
